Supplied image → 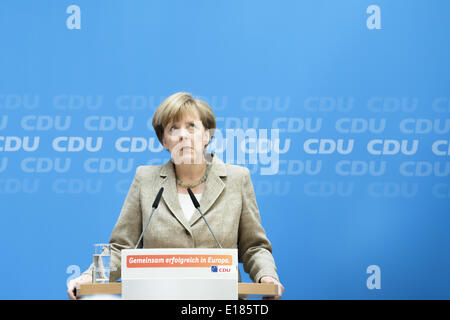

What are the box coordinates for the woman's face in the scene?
[162,109,210,165]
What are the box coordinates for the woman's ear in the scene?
[162,136,169,151]
[203,129,211,148]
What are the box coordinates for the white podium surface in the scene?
[121,248,238,300]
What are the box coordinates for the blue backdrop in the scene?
[1,0,449,299]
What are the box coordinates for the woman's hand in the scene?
[67,274,92,300]
[260,276,284,300]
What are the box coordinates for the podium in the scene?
[78,248,278,300]
[122,248,238,300]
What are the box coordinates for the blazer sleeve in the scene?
[238,167,279,283]
[81,167,143,281]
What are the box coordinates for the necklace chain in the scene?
[176,164,210,189]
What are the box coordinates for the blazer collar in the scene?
[159,153,227,231]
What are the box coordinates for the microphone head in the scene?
[187,188,200,208]
[152,187,164,208]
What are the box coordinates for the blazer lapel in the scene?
[191,155,227,226]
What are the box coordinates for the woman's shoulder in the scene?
[134,163,167,180]
[222,162,250,177]
[212,155,250,180]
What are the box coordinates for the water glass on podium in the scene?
[93,243,111,283]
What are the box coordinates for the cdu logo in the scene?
[211,266,218,273]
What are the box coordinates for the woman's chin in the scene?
[173,153,200,165]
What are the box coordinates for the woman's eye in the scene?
[189,123,195,128]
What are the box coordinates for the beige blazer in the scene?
[84,154,279,283]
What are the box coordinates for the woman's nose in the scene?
[178,127,189,140]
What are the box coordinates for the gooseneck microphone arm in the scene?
[187,188,222,249]
[134,187,164,249]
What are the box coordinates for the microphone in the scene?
[187,188,222,248]
[134,187,164,249]
[152,187,164,208]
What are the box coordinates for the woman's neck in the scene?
[174,161,207,184]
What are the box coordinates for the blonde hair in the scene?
[152,92,216,146]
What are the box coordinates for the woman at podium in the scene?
[68,92,284,299]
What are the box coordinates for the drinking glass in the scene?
[93,243,111,283]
